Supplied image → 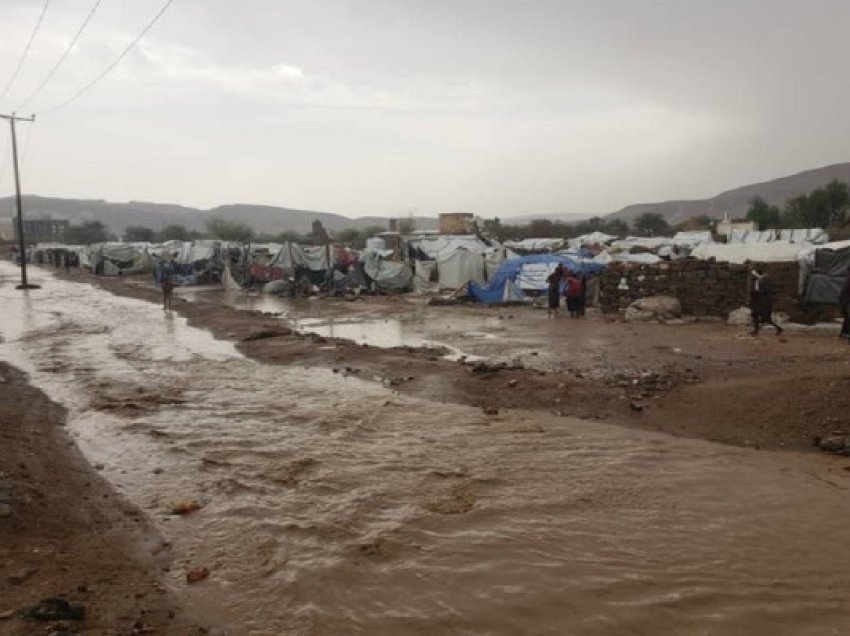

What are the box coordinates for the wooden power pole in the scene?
[1,112,39,290]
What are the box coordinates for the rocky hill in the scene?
[607,162,850,224]
[0,196,437,235]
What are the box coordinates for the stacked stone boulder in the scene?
[599,260,799,318]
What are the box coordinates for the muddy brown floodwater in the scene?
[3,263,850,635]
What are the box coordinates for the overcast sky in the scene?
[0,0,848,219]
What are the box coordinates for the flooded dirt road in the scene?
[3,263,850,635]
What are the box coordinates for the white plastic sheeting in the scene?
[361,250,412,291]
[568,232,616,248]
[612,252,662,265]
[437,248,486,289]
[366,237,387,251]
[504,238,565,251]
[611,236,674,250]
[672,231,713,247]
[407,235,495,259]
[728,229,777,244]
[690,242,811,264]
[270,243,332,271]
[779,228,828,244]
[413,260,439,294]
[515,262,557,291]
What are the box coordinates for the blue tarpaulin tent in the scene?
[468,254,605,305]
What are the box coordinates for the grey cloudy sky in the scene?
[0,0,848,219]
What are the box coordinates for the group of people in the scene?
[547,264,588,319]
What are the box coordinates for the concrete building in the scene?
[438,212,476,235]
[716,211,756,238]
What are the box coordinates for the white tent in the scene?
[672,231,713,247]
[728,229,777,244]
[779,228,828,244]
[437,248,486,289]
[691,241,810,264]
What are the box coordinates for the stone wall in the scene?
[598,260,800,317]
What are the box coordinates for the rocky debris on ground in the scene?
[186,567,210,584]
[25,597,85,622]
[816,435,847,454]
[381,375,415,388]
[624,296,682,323]
[469,360,524,374]
[727,306,753,326]
[240,326,293,341]
[169,500,202,515]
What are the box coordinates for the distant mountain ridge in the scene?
[607,162,850,225]
[3,161,849,235]
[0,196,437,236]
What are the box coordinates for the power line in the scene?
[0,0,52,106]
[36,0,176,116]
[17,0,105,111]
[0,135,10,194]
[19,120,35,169]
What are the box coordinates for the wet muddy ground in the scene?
[3,264,850,635]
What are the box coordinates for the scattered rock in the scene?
[25,598,85,622]
[241,327,292,341]
[818,436,846,453]
[625,296,682,322]
[0,503,11,517]
[0,609,14,620]
[629,402,645,412]
[483,406,499,416]
[507,379,518,388]
[169,500,202,515]
[186,567,210,584]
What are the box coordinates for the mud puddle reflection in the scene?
[2,264,850,635]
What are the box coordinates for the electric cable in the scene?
[0,0,52,106]
[36,0,175,116]
[16,0,104,111]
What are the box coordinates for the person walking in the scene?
[839,271,850,344]
[564,270,583,318]
[547,264,563,318]
[750,268,783,336]
[161,262,175,311]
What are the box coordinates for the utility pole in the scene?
[1,112,39,290]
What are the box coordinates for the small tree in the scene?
[206,218,255,242]
[66,220,109,244]
[632,212,671,237]
[157,224,191,242]
[124,226,155,242]
[601,218,630,237]
[745,197,781,230]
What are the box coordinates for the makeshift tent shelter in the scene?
[361,250,413,292]
[86,243,153,276]
[804,244,850,304]
[404,234,511,290]
[468,254,605,305]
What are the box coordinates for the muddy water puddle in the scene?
[2,263,850,635]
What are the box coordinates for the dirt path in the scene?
[54,269,850,453]
[0,363,203,636]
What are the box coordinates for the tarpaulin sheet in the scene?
[362,250,412,291]
[468,254,605,305]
